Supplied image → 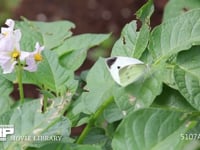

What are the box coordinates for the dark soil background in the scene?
[5,0,168,136]
[14,0,168,35]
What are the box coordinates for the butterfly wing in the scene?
[119,64,147,87]
[106,56,146,86]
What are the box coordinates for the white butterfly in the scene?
[106,56,148,87]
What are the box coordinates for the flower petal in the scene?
[13,29,21,42]
[20,51,30,61]
[35,42,45,53]
[24,56,37,72]
[1,28,12,35]
[1,59,17,74]
[0,37,14,52]
[1,19,15,36]
[5,19,15,30]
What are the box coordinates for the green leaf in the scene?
[56,33,110,70]
[55,34,110,56]
[16,21,43,51]
[16,19,74,50]
[174,46,200,110]
[31,21,75,49]
[71,144,102,150]
[0,98,71,150]
[112,0,153,59]
[135,0,154,23]
[0,96,11,116]
[72,145,102,150]
[83,127,108,145]
[73,58,114,114]
[33,143,102,150]
[103,102,124,123]
[162,63,178,89]
[149,9,200,61]
[22,50,77,95]
[59,48,88,71]
[115,71,162,110]
[182,141,200,150]
[164,0,200,21]
[0,75,13,96]
[112,108,196,150]
[112,86,135,113]
[111,21,150,59]
[154,85,195,111]
[36,50,76,93]
[183,121,200,149]
[29,117,72,148]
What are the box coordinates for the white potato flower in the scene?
[0,19,44,74]
[0,19,30,74]
[24,42,44,72]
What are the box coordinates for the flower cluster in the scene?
[0,19,44,74]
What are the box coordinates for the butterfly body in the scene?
[106,56,148,87]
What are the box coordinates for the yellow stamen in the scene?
[2,32,8,36]
[11,49,20,59]
[34,53,42,62]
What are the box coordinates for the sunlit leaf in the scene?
[174,46,200,110]
[0,98,71,150]
[73,58,114,114]
[112,108,196,150]
[111,21,150,59]
[149,9,200,61]
[164,0,200,21]
[32,20,75,49]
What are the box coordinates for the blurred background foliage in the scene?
[0,0,21,24]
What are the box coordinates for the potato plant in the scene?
[0,0,200,150]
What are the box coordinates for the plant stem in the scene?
[76,96,114,144]
[16,62,24,104]
[43,95,48,113]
